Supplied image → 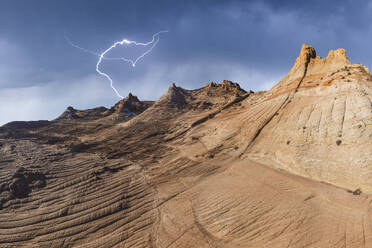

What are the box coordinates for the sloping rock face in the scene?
[246,44,372,191]
[188,44,372,191]
[0,45,371,247]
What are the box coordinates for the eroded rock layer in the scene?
[0,45,371,247]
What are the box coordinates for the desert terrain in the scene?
[0,44,371,247]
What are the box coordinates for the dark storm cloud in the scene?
[0,0,372,124]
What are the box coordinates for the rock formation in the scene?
[56,93,154,122]
[0,45,371,247]
[109,93,153,115]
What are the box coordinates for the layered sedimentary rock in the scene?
[0,45,371,247]
[252,45,371,191]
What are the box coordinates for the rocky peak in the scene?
[158,83,188,108]
[205,80,246,96]
[113,93,143,114]
[123,92,140,104]
[298,44,353,74]
[221,80,245,92]
[66,106,75,112]
[326,48,350,63]
[57,106,78,120]
[272,44,357,92]
[298,44,317,62]
[295,44,351,68]
[305,47,352,76]
[206,82,218,88]
[280,44,318,84]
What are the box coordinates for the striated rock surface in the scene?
[0,45,371,247]
[244,45,372,192]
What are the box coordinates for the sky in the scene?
[1,0,372,125]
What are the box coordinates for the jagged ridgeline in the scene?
[0,45,371,247]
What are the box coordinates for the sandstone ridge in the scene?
[272,44,357,93]
[0,45,371,248]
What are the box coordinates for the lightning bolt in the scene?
[66,30,168,98]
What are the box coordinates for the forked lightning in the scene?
[66,31,168,98]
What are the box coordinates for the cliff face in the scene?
[0,45,371,248]
[249,44,371,191]
[247,59,372,191]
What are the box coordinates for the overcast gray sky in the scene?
[1,0,372,125]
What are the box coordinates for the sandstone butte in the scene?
[0,44,371,247]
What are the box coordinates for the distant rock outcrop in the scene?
[56,106,109,120]
[56,93,153,121]
[156,83,189,108]
[58,106,79,119]
[110,93,153,115]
